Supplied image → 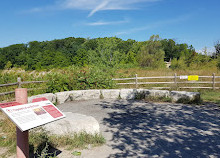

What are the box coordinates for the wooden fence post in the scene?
[212,73,215,90]
[174,73,177,88]
[135,74,138,89]
[17,77,22,88]
[15,88,29,158]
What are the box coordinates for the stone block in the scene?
[81,90,101,100]
[148,90,170,98]
[120,89,137,100]
[69,90,84,101]
[171,91,200,103]
[55,91,72,105]
[28,93,56,103]
[101,89,120,99]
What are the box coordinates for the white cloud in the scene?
[88,1,110,17]
[86,19,129,26]
[25,0,160,17]
[116,14,192,35]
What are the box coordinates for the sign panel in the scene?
[188,75,199,81]
[180,75,188,79]
[0,100,65,132]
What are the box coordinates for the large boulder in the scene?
[28,93,56,103]
[42,112,100,136]
[101,89,120,99]
[170,91,200,103]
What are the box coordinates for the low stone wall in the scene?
[28,89,200,105]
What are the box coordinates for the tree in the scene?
[126,51,137,64]
[161,39,176,59]
[73,48,89,66]
[2,44,27,65]
[214,40,220,58]
[96,37,121,67]
[0,48,6,69]
[137,35,165,68]
[217,56,220,70]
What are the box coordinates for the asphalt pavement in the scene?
[57,99,220,158]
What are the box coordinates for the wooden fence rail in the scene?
[0,77,46,96]
[113,73,220,90]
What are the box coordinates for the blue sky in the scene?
[0,0,219,52]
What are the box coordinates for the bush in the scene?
[170,58,186,70]
[45,66,116,93]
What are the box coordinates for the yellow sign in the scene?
[188,75,199,81]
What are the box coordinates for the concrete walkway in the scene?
[57,99,220,158]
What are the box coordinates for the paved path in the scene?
[57,99,220,158]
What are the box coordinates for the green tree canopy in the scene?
[137,35,165,68]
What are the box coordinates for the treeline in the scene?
[0,35,218,70]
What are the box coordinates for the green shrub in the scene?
[45,66,116,93]
[170,58,186,70]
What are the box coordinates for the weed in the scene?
[145,96,172,103]
[47,132,106,150]
[0,115,16,154]
[100,93,104,99]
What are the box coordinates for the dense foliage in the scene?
[1,35,215,70]
[0,66,116,95]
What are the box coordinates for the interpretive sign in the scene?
[0,100,65,132]
[188,75,199,81]
[180,75,188,79]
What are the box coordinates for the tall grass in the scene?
[0,112,17,156]
[116,67,219,78]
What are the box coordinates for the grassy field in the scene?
[116,67,220,78]
[200,90,220,104]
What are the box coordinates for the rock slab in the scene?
[137,89,170,98]
[42,112,100,136]
[170,91,200,103]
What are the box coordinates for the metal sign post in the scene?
[15,88,29,158]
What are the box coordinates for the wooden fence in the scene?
[113,73,220,90]
[0,77,46,96]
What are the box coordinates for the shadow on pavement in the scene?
[97,100,220,158]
